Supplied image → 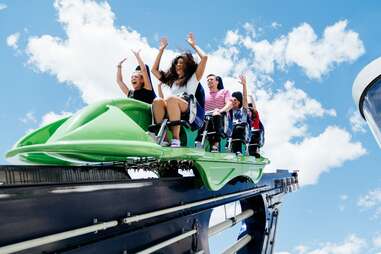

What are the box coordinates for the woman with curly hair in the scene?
[151,33,208,147]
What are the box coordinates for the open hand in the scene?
[186,32,196,48]
[118,58,127,66]
[159,37,168,51]
[212,108,221,116]
[131,49,141,57]
[238,74,246,85]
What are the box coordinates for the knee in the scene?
[153,98,165,106]
[165,96,179,105]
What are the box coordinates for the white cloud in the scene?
[358,188,381,209]
[295,235,366,254]
[226,20,365,79]
[295,244,309,254]
[272,22,282,29]
[349,111,367,133]
[224,30,240,46]
[26,0,180,104]
[40,111,72,126]
[0,3,7,11]
[340,194,348,201]
[22,0,366,186]
[373,233,381,249]
[257,81,365,185]
[6,32,20,49]
[339,194,348,211]
[357,188,381,219]
[243,22,256,37]
[209,201,241,227]
[264,125,365,185]
[20,112,37,124]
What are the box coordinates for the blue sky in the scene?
[1,0,381,253]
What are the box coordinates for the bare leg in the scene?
[152,98,166,124]
[166,96,188,140]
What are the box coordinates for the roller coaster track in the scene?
[0,164,298,254]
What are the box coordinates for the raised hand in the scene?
[131,49,141,57]
[238,74,246,85]
[118,58,127,67]
[159,37,168,51]
[186,32,196,48]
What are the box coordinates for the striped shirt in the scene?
[205,89,231,111]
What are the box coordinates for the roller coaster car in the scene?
[248,124,265,158]
[228,117,251,155]
[6,97,269,191]
[199,112,229,152]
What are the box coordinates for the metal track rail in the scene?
[0,166,298,254]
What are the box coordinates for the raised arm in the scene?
[157,82,164,98]
[239,75,248,109]
[116,58,129,96]
[132,49,152,91]
[187,32,208,81]
[152,37,168,80]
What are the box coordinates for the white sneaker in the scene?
[170,139,181,148]
[161,141,170,147]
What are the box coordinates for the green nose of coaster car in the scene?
[6,98,269,191]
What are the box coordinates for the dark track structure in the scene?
[0,164,298,254]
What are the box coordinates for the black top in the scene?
[128,88,156,104]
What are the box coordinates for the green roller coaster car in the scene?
[6,98,269,191]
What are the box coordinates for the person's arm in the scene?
[132,49,152,91]
[157,82,164,98]
[152,37,168,80]
[219,90,233,113]
[239,75,248,109]
[220,100,233,113]
[116,58,129,96]
[187,32,208,81]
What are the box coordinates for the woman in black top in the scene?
[116,50,156,104]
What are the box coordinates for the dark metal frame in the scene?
[0,165,297,254]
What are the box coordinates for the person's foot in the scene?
[170,139,181,148]
[161,141,170,147]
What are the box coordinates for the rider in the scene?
[204,74,232,151]
[151,33,208,147]
[229,75,251,153]
[248,95,264,158]
[116,50,156,104]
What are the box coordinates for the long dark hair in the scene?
[216,76,224,90]
[159,52,197,87]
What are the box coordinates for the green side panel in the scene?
[16,117,69,147]
[46,99,152,144]
[157,147,269,191]
[47,105,153,143]
[194,156,269,191]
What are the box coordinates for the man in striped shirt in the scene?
[205,74,232,113]
[204,74,232,151]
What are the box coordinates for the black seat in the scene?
[228,108,251,154]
